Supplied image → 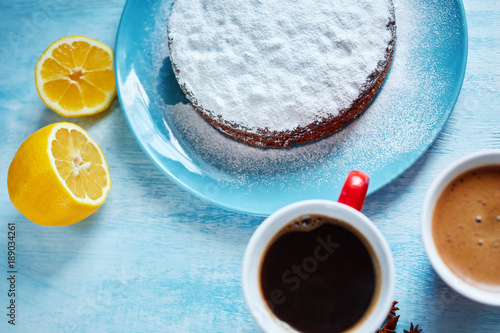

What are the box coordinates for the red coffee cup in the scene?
[242,171,395,332]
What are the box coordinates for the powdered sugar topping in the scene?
[168,0,395,133]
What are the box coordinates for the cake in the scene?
[167,0,396,148]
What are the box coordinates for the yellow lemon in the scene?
[7,123,111,226]
[35,36,116,117]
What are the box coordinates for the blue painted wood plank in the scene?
[0,0,499,332]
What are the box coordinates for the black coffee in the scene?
[259,215,379,333]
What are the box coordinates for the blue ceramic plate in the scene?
[115,0,467,215]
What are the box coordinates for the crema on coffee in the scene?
[433,166,500,291]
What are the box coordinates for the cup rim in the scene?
[421,149,500,306]
[242,199,395,332]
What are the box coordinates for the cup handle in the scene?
[337,170,369,211]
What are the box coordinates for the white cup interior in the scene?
[421,149,500,306]
[242,199,395,332]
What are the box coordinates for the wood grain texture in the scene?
[0,0,499,332]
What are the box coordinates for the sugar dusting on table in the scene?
[149,0,446,190]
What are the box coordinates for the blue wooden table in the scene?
[0,0,499,332]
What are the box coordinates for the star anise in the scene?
[388,301,399,319]
[377,315,399,333]
[404,323,422,333]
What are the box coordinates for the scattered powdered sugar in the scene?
[167,0,395,133]
[146,0,453,190]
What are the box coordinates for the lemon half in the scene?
[7,122,111,226]
[35,35,116,117]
